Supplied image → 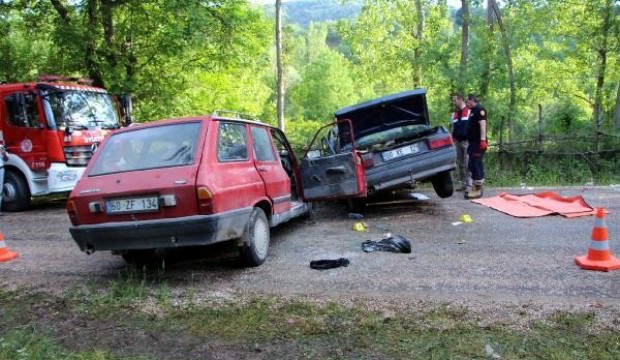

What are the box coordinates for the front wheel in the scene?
[239,207,270,267]
[431,171,454,198]
[3,170,31,212]
[346,198,366,213]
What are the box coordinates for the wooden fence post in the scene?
[499,116,505,170]
[538,104,544,152]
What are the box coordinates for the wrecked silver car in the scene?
[321,89,457,210]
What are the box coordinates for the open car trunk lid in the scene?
[334,89,430,148]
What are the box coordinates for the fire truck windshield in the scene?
[46,91,120,130]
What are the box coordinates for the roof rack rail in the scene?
[213,110,260,122]
[38,74,94,86]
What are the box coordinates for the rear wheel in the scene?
[346,198,366,213]
[239,208,270,267]
[3,170,30,212]
[431,171,454,198]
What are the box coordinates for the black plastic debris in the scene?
[362,235,412,253]
[348,212,364,219]
[310,258,350,270]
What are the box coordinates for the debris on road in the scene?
[348,212,364,219]
[408,192,430,200]
[459,214,474,223]
[452,214,473,226]
[485,344,502,359]
[362,235,412,253]
[352,222,369,232]
[310,258,350,270]
[457,240,467,245]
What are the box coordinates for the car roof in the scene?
[113,115,275,135]
[334,88,427,118]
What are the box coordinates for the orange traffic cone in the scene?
[0,230,18,262]
[575,208,620,271]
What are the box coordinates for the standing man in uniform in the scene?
[450,93,471,192]
[465,94,487,199]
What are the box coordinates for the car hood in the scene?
[334,89,430,145]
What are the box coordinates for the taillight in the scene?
[428,135,454,149]
[67,200,78,225]
[196,186,214,214]
[361,152,374,168]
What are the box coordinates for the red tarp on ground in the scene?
[471,192,598,218]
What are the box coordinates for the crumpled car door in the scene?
[300,119,366,201]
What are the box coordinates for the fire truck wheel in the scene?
[3,171,30,212]
[239,207,270,267]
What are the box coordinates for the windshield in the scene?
[47,91,120,130]
[89,122,202,176]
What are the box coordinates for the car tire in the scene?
[239,207,270,267]
[3,170,31,212]
[347,198,366,213]
[300,202,314,220]
[431,171,454,198]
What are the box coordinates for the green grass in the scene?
[1,278,619,359]
[0,329,148,360]
[484,151,620,187]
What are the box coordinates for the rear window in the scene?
[89,122,202,176]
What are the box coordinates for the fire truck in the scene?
[0,76,131,211]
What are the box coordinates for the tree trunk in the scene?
[491,0,515,142]
[593,0,612,152]
[458,0,469,92]
[50,0,71,23]
[412,0,424,87]
[479,0,495,99]
[85,0,105,88]
[101,1,116,67]
[275,0,285,131]
[615,82,620,129]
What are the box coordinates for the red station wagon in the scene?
[67,115,366,266]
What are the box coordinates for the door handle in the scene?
[257,166,268,172]
[326,166,346,175]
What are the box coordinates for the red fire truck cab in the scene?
[0,76,125,211]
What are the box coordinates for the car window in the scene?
[5,92,41,128]
[251,126,275,162]
[218,122,248,161]
[88,122,201,176]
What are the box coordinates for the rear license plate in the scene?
[106,196,159,214]
[382,143,420,161]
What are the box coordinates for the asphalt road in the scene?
[1,186,619,311]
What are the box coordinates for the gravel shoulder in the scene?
[1,186,620,325]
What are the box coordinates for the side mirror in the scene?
[120,95,133,125]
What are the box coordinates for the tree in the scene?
[458,0,469,92]
[276,0,285,130]
[489,0,516,142]
[289,51,360,121]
